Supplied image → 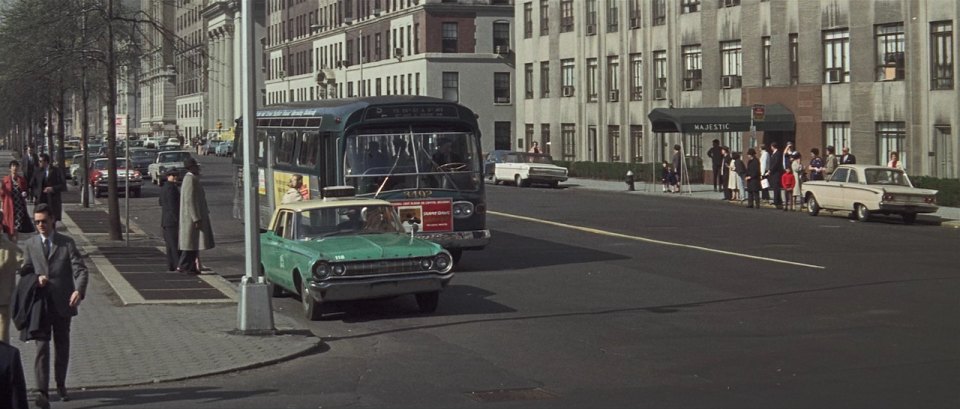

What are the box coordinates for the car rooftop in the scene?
[277,197,393,212]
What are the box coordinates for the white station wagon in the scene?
[803,164,938,224]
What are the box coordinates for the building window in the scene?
[824,122,850,152]
[652,0,665,26]
[628,0,641,29]
[560,0,574,33]
[719,0,740,7]
[442,72,459,102]
[539,0,550,35]
[720,40,742,88]
[561,59,575,96]
[540,62,551,97]
[523,2,533,38]
[607,56,620,100]
[494,121,511,150]
[608,125,621,161]
[823,29,850,84]
[630,53,643,100]
[586,58,599,102]
[524,64,534,99]
[630,125,643,162]
[721,131,742,153]
[789,33,799,85]
[876,23,905,81]
[876,122,905,166]
[585,0,597,35]
[494,21,511,51]
[931,21,953,90]
[762,36,771,87]
[541,124,551,155]
[607,1,618,32]
[653,50,667,99]
[682,45,702,91]
[561,123,576,160]
[442,22,458,53]
[494,72,511,104]
[683,133,703,158]
[681,0,700,14]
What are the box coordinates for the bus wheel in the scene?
[450,249,463,265]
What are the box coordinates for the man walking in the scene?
[707,139,723,192]
[178,158,215,274]
[21,203,88,407]
[20,147,38,203]
[159,169,181,272]
[30,154,67,225]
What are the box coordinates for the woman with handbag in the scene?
[0,160,32,240]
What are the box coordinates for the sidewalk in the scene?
[563,177,960,227]
[3,150,321,391]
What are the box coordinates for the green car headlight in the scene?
[332,264,346,276]
[420,258,434,270]
[312,261,329,279]
[434,252,452,273]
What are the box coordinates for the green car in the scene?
[260,193,454,320]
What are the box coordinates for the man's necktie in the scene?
[43,238,50,259]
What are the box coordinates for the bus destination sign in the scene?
[365,105,458,120]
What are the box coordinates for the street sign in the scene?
[752,104,765,122]
[115,115,128,139]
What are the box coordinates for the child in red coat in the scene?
[780,168,797,211]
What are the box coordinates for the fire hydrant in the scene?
[625,170,635,191]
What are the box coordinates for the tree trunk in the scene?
[105,0,121,240]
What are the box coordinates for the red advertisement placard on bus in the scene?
[393,199,453,232]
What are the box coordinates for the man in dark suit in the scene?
[159,169,181,271]
[30,154,67,224]
[21,204,88,407]
[0,341,29,409]
[20,147,38,202]
[840,146,857,164]
[766,142,785,209]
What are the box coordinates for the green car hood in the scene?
[308,234,441,261]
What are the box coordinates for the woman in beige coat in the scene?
[177,158,215,274]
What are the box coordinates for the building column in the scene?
[223,24,235,128]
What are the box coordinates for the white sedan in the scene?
[803,164,938,224]
[491,151,568,188]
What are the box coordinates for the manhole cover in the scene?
[466,387,557,403]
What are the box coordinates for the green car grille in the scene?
[334,258,428,277]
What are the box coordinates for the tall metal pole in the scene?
[237,0,274,333]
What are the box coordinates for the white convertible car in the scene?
[488,151,568,188]
[803,164,938,224]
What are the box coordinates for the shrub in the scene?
[911,176,960,207]
[553,158,704,183]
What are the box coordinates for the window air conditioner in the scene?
[608,90,619,102]
[372,8,382,16]
[826,68,843,84]
[630,17,641,28]
[494,45,511,55]
[632,87,643,101]
[562,85,575,97]
[683,79,697,91]
[495,96,510,103]
[343,17,354,25]
[654,88,666,100]
[721,75,741,89]
[586,24,596,35]
[394,47,403,58]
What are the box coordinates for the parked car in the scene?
[803,164,938,224]
[87,158,143,197]
[202,138,221,155]
[486,150,568,188]
[129,148,158,178]
[214,140,233,157]
[141,136,161,149]
[148,150,193,184]
[260,187,454,320]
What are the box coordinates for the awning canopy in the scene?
[648,104,795,133]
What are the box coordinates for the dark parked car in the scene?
[129,148,158,178]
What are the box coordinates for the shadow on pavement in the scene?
[322,284,515,323]
[66,386,277,409]
[455,230,630,273]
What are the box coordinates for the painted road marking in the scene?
[489,211,825,270]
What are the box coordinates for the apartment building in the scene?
[264,0,514,153]
[175,0,208,143]
[516,0,958,178]
[138,0,178,139]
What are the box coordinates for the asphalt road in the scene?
[58,154,960,409]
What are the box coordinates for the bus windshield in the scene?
[344,132,481,194]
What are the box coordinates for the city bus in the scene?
[233,96,490,263]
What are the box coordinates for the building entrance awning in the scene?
[648,104,795,133]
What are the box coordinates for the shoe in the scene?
[200,266,212,271]
[747,205,754,208]
[35,392,50,409]
[57,385,69,402]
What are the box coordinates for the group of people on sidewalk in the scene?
[707,139,904,211]
[159,157,215,275]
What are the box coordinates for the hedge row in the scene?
[554,158,705,183]
[912,176,960,207]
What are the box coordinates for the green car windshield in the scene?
[297,205,404,239]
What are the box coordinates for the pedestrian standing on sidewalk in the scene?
[0,339,29,409]
[759,144,770,202]
[30,154,67,226]
[20,203,88,407]
[707,139,723,192]
[780,167,796,212]
[672,145,683,192]
[790,152,805,210]
[178,158,215,274]
[159,169,181,272]
[767,142,785,209]
[719,147,732,200]
[20,147,38,203]
[0,229,23,343]
[727,152,743,201]
[824,146,839,180]
[1,160,31,241]
[808,148,825,181]
[744,148,761,209]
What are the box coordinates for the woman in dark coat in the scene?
[744,148,762,209]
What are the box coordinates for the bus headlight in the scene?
[312,261,329,279]
[452,201,474,219]
[434,252,453,273]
